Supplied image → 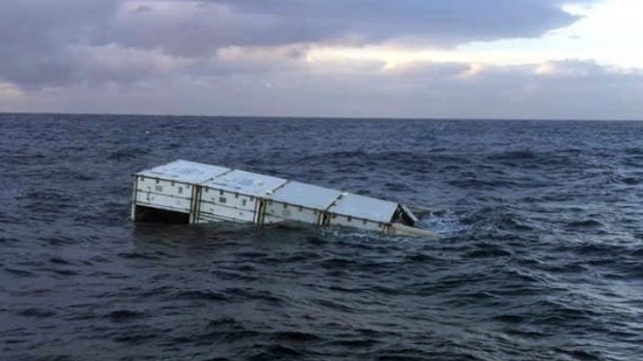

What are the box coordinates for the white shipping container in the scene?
[131,160,437,238]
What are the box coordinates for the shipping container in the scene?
[131,160,437,238]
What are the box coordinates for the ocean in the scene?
[1,113,642,361]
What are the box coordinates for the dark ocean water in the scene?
[1,113,642,361]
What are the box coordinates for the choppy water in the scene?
[1,113,642,361]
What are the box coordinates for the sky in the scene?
[0,0,642,120]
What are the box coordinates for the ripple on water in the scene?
[2,115,643,360]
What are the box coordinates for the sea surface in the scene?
[1,113,642,361]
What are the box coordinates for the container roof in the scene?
[270,181,342,210]
[328,193,399,223]
[201,169,287,197]
[136,160,230,183]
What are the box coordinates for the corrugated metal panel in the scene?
[136,160,230,184]
[201,169,287,198]
[136,177,192,198]
[328,214,384,231]
[270,181,341,210]
[264,200,322,225]
[135,192,192,213]
[200,190,256,211]
[199,203,256,223]
[198,188,259,224]
[328,193,398,223]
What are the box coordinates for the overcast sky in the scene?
[0,0,642,119]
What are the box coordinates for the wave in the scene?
[2,114,643,360]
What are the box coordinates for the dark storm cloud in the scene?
[109,0,589,56]
[0,0,590,88]
[212,0,587,45]
[0,0,118,87]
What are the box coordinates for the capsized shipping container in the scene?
[131,160,437,238]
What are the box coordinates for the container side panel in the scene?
[328,214,384,232]
[196,213,225,224]
[198,203,256,223]
[264,202,319,224]
[135,192,192,212]
[137,177,193,199]
[200,189,257,211]
[131,177,139,221]
[262,215,286,224]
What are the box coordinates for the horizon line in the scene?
[1,111,641,122]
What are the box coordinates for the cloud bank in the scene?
[0,0,641,119]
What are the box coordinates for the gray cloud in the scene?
[0,0,590,88]
[13,59,642,120]
[107,0,589,56]
[214,0,587,45]
[0,0,118,87]
[2,0,640,120]
[363,60,643,120]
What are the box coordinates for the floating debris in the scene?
[131,160,437,238]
